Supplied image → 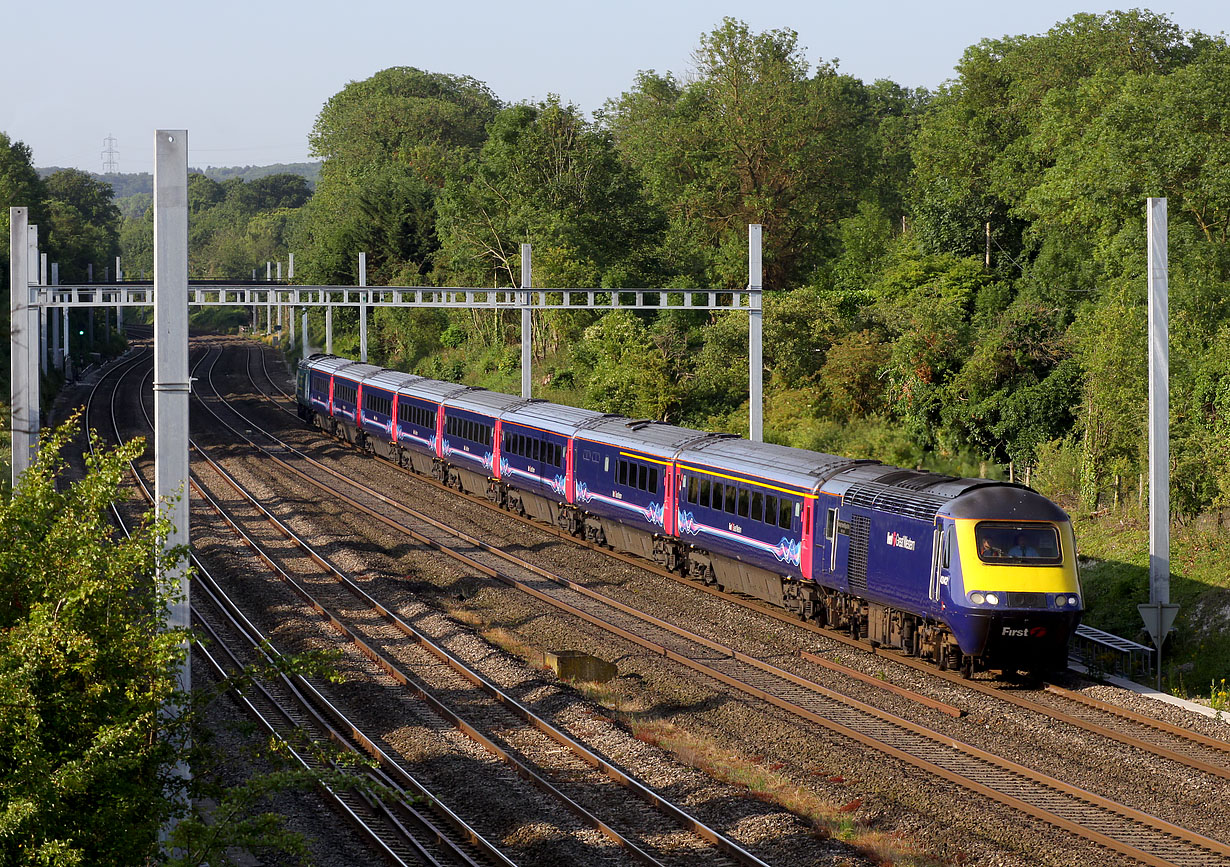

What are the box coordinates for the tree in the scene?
[436,98,663,290]
[0,423,185,865]
[295,67,501,285]
[605,18,872,289]
[910,10,1205,262]
[0,131,48,294]
[0,421,378,865]
[43,169,121,283]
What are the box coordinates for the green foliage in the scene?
[0,420,387,864]
[0,132,49,295]
[117,172,309,279]
[0,420,185,866]
[605,18,873,289]
[573,311,677,418]
[437,97,664,289]
[294,66,501,286]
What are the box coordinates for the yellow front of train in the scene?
[941,487,1083,672]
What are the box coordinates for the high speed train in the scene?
[297,353,1082,676]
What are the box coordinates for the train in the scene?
[296,353,1083,677]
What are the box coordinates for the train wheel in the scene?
[961,655,973,679]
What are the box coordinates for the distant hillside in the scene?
[36,162,321,199]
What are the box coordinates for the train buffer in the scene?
[1070,624,1153,680]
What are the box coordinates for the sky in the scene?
[3,0,1226,174]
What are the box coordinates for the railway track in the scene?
[85,348,515,867]
[220,339,1230,866]
[186,346,775,866]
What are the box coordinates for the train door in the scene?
[565,439,575,504]
[492,420,503,480]
[800,500,814,580]
[825,506,839,573]
[930,520,953,607]
[434,405,445,458]
[663,465,675,535]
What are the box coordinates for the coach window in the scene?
[699,478,711,508]
[687,476,698,504]
[737,488,750,518]
[724,484,737,514]
[765,495,778,526]
[649,466,658,494]
[619,460,629,486]
[778,499,792,529]
[710,481,722,510]
[750,490,763,522]
[637,464,648,491]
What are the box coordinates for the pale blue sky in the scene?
[2,0,1226,173]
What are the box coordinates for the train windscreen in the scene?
[973,522,1062,565]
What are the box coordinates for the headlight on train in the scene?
[984,592,1000,605]
[1054,595,1080,609]
[967,591,1000,606]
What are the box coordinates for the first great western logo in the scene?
[885,531,916,551]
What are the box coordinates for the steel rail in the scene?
[156,358,519,867]
[195,345,772,867]
[81,352,443,866]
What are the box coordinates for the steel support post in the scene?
[1139,197,1177,690]
[27,227,39,409]
[748,225,764,443]
[301,312,309,360]
[39,253,47,375]
[359,252,368,363]
[288,252,294,280]
[58,261,67,373]
[152,129,191,728]
[289,305,295,346]
[51,288,61,373]
[9,208,37,483]
[326,305,333,354]
[521,244,532,399]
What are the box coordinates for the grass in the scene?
[1069,505,1230,695]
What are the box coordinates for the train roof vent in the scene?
[876,470,959,492]
[625,419,655,430]
[843,482,951,521]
